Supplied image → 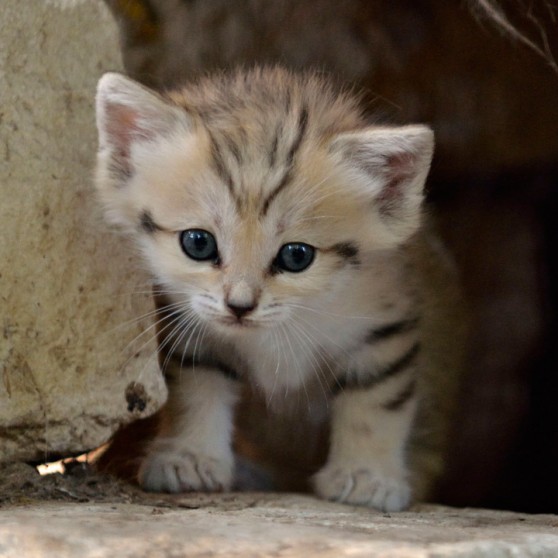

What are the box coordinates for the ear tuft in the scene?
[332,125,434,244]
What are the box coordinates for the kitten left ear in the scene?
[95,72,191,182]
[332,125,434,244]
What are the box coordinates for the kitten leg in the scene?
[314,343,419,512]
[139,366,240,493]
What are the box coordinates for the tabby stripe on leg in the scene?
[366,317,420,343]
[383,378,417,411]
[333,342,420,394]
[211,362,240,382]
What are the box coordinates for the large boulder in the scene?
[0,0,166,462]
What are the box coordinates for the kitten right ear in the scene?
[95,73,191,181]
[331,125,434,246]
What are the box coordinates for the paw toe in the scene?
[313,465,411,512]
[139,449,232,494]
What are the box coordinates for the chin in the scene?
[212,318,259,335]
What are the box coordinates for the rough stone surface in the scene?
[1,493,557,557]
[0,0,166,462]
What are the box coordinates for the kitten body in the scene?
[95,67,463,511]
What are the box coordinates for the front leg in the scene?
[314,341,420,512]
[139,364,240,493]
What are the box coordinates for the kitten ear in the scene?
[332,125,434,244]
[95,72,191,181]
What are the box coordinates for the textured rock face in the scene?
[0,0,167,462]
[1,495,557,557]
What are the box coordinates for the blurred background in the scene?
[103,0,558,513]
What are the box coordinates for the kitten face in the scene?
[95,68,433,336]
[123,132,369,333]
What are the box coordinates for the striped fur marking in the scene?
[211,361,240,381]
[261,105,309,215]
[168,352,240,382]
[333,342,420,394]
[224,131,243,164]
[208,130,238,204]
[383,379,417,411]
[329,242,360,265]
[268,127,280,167]
[139,210,161,233]
[366,317,420,343]
[285,106,309,167]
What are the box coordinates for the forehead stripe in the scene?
[285,105,308,167]
[268,127,280,167]
[261,105,309,216]
[207,129,242,212]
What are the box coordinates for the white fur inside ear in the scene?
[332,125,434,244]
[95,72,191,179]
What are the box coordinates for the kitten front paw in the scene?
[138,446,233,494]
[313,464,411,512]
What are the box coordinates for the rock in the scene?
[0,0,166,462]
[0,494,557,557]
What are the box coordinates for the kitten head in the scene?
[95,68,433,333]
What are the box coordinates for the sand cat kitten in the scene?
[95,67,459,512]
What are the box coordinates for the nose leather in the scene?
[225,279,259,319]
[226,301,256,319]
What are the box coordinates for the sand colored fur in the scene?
[95,67,466,510]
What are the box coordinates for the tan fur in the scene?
[95,67,465,511]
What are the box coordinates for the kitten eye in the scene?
[275,243,315,273]
[179,229,219,262]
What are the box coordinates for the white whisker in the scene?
[267,325,282,406]
[286,317,330,406]
[289,315,344,393]
[179,318,205,374]
[292,311,353,361]
[160,309,199,374]
[117,306,189,377]
[286,302,375,321]
[192,321,209,371]
[106,300,186,336]
[279,322,310,412]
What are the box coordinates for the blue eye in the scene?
[275,243,315,273]
[179,229,219,262]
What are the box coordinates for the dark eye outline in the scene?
[179,229,219,263]
[273,242,315,273]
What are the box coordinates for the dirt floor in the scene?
[0,459,272,512]
[0,460,181,508]
[3,461,558,558]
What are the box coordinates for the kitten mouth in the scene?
[217,317,258,329]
